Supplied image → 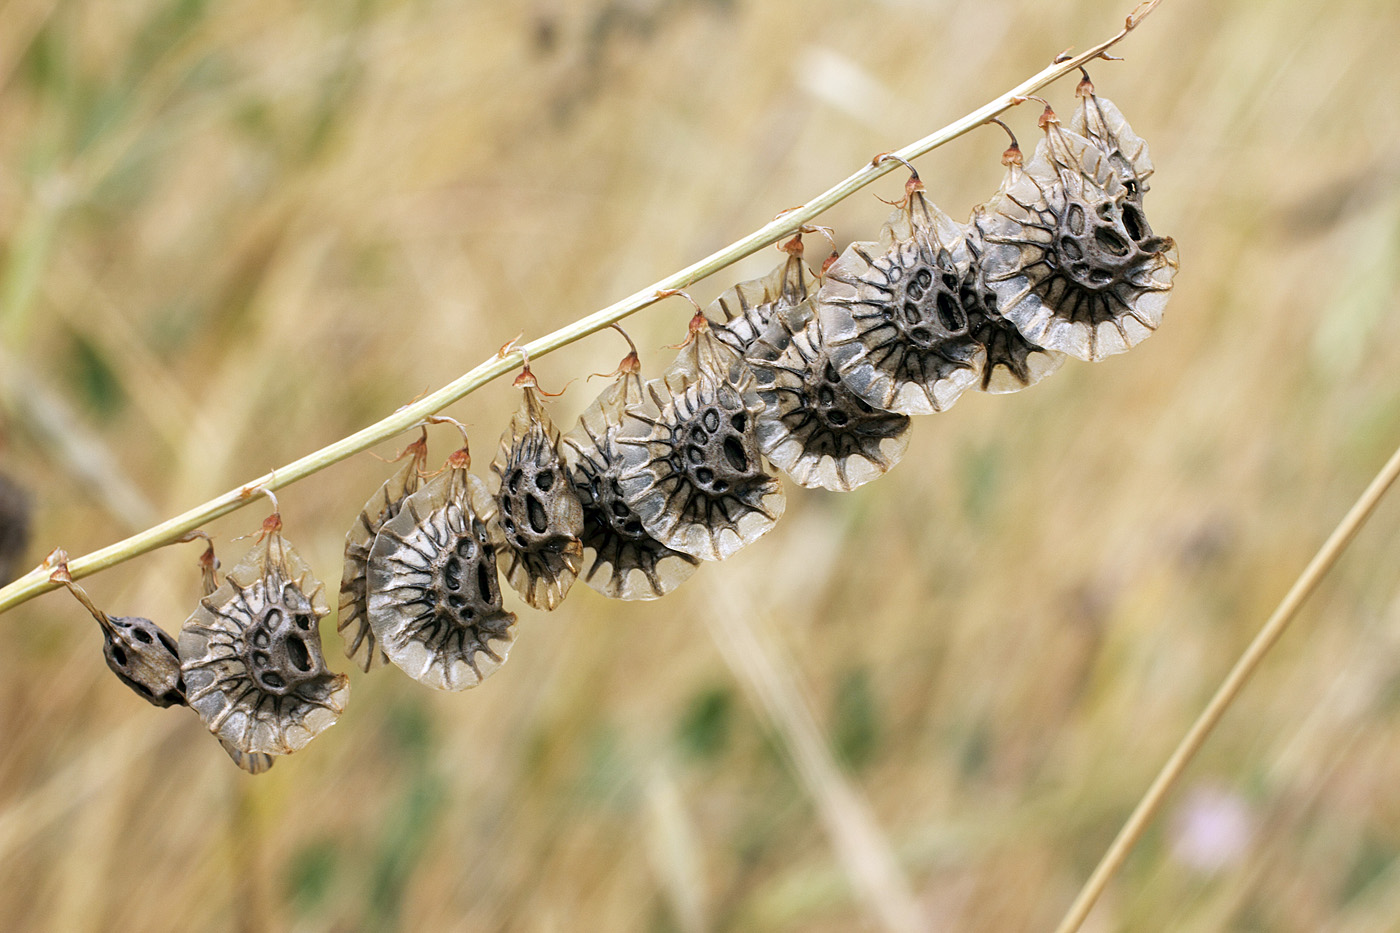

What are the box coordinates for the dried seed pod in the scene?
[180,523,349,756]
[1070,73,1154,203]
[817,179,986,414]
[616,313,785,561]
[339,431,429,671]
[561,342,701,599]
[368,449,517,690]
[963,206,1067,393]
[487,376,585,610]
[708,247,816,355]
[980,108,1178,362]
[52,559,186,709]
[745,298,912,492]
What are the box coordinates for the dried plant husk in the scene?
[980,120,1178,361]
[616,319,785,561]
[1070,84,1154,203]
[180,532,349,756]
[561,366,701,599]
[708,251,815,355]
[487,387,585,610]
[367,461,516,690]
[744,298,912,491]
[339,439,428,672]
[964,205,1067,393]
[100,613,187,708]
[817,190,986,415]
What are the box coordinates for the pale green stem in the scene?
[0,2,1161,616]
[1054,438,1400,933]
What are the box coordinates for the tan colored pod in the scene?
[180,530,349,757]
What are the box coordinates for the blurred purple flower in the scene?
[1169,783,1253,874]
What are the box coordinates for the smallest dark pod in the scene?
[487,378,585,611]
[55,564,185,709]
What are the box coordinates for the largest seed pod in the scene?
[487,382,585,611]
[339,433,429,672]
[367,452,516,691]
[561,352,701,599]
[616,315,785,562]
[180,529,349,757]
[980,110,1178,362]
[817,185,987,415]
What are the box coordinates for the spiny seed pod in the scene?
[616,312,785,561]
[962,209,1067,392]
[368,446,517,690]
[190,537,275,774]
[960,136,1067,393]
[745,297,912,492]
[708,244,816,355]
[561,339,701,599]
[1070,73,1154,205]
[51,557,185,709]
[817,176,986,414]
[339,431,429,672]
[180,520,349,757]
[980,106,1178,362]
[487,372,585,611]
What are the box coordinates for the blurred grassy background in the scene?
[2,0,1400,930]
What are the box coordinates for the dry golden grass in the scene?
[2,0,1400,930]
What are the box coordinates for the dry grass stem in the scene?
[1055,438,1400,933]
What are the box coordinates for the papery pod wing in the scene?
[746,299,912,491]
[708,252,815,354]
[1070,87,1154,199]
[817,190,986,414]
[616,322,785,562]
[562,369,701,600]
[219,738,275,774]
[368,464,516,691]
[963,205,1066,393]
[339,441,427,672]
[981,123,1178,362]
[180,532,349,757]
[487,387,585,611]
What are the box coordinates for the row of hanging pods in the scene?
[51,76,1176,772]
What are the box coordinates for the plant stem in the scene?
[0,2,1161,616]
[1053,438,1400,933]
